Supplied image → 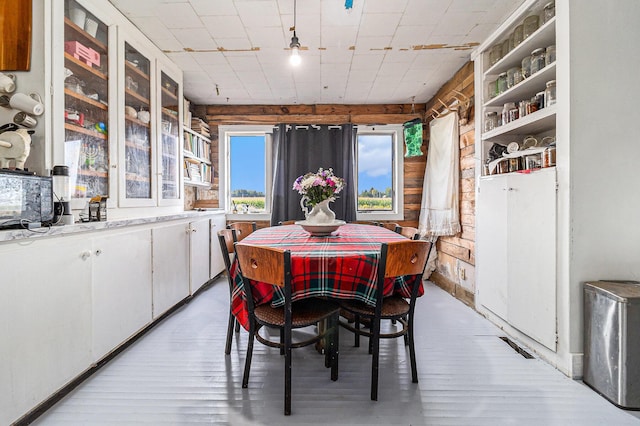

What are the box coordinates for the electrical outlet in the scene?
[458,266,466,280]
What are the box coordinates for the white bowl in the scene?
[295,220,346,236]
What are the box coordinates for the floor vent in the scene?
[499,336,534,359]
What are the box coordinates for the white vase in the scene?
[303,199,336,224]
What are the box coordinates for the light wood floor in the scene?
[34,278,640,425]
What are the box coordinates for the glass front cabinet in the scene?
[54,0,183,213]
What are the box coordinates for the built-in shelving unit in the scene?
[182,125,212,188]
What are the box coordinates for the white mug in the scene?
[0,72,16,93]
[10,92,44,116]
[138,109,150,124]
[69,6,86,28]
[13,112,38,128]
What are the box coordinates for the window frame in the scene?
[219,125,273,221]
[355,125,404,221]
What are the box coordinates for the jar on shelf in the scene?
[513,24,524,47]
[484,111,498,132]
[489,44,502,65]
[519,100,529,118]
[531,48,546,74]
[521,56,532,78]
[527,96,538,114]
[534,91,545,110]
[501,38,511,57]
[502,102,518,125]
[545,45,556,65]
[487,79,498,99]
[507,67,520,89]
[544,80,556,107]
[497,72,508,94]
[543,1,555,23]
[523,14,540,39]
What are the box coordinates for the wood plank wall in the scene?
[189,61,476,305]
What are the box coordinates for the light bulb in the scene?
[290,47,301,66]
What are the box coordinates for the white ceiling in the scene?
[108,0,524,105]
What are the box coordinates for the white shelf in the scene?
[183,150,211,165]
[184,179,211,188]
[484,17,556,77]
[484,62,556,108]
[482,104,556,141]
[184,126,211,141]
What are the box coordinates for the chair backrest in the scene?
[378,222,400,232]
[397,225,420,240]
[235,243,292,318]
[380,240,431,280]
[217,229,237,272]
[278,220,297,226]
[235,243,290,288]
[228,222,257,242]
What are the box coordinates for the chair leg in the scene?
[235,318,241,333]
[370,317,381,401]
[284,328,292,415]
[408,314,418,383]
[242,326,256,388]
[280,329,285,355]
[225,311,235,355]
[354,315,360,347]
[330,313,339,381]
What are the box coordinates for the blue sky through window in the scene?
[230,135,265,193]
[357,134,392,195]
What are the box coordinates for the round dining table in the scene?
[230,223,423,330]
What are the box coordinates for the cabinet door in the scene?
[62,0,112,207]
[0,236,92,426]
[477,176,509,320]
[92,228,152,360]
[210,214,227,279]
[152,222,189,318]
[507,169,557,350]
[189,218,210,294]
[119,40,155,206]
[158,67,182,204]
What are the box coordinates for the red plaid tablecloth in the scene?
[230,223,424,330]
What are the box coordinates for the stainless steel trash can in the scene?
[583,281,640,409]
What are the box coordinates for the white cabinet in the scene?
[477,168,557,350]
[0,235,92,426]
[152,222,190,318]
[52,0,183,213]
[91,228,152,359]
[189,218,210,294]
[209,214,226,279]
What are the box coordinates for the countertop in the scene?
[0,209,225,243]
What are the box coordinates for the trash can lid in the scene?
[584,281,640,302]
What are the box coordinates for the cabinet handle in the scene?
[95,249,102,256]
[507,187,515,191]
[192,228,197,233]
[111,164,117,169]
[81,251,91,260]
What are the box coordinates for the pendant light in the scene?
[289,0,301,66]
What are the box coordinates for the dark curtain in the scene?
[271,124,357,225]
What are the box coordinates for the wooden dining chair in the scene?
[217,229,242,355]
[278,220,297,225]
[339,239,432,401]
[396,225,421,240]
[235,243,341,415]
[377,222,400,232]
[227,221,257,242]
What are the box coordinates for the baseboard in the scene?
[429,271,475,307]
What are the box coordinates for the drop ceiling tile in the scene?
[320,26,358,48]
[226,55,261,71]
[189,0,237,15]
[358,13,402,37]
[192,51,229,65]
[154,36,184,52]
[433,11,483,37]
[214,37,254,51]
[392,25,432,48]
[236,1,281,27]
[109,0,159,17]
[320,49,353,64]
[320,0,363,26]
[130,17,174,40]
[363,0,409,14]
[201,16,248,39]
[400,0,449,26]
[354,36,393,52]
[171,28,217,50]
[350,54,384,71]
[165,52,205,71]
[155,3,201,29]
[246,26,287,49]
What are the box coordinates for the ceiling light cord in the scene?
[289,0,301,66]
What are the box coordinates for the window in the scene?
[219,126,273,219]
[356,125,404,220]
